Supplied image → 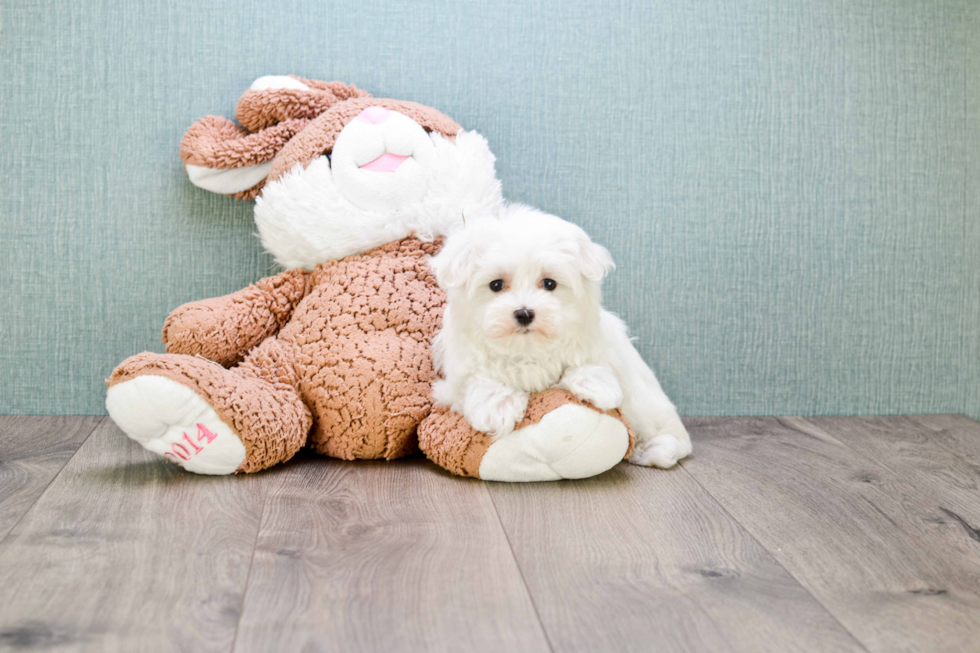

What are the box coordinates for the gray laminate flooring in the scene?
[1,414,979,652]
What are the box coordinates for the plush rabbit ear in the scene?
[249,75,310,91]
[236,76,371,132]
[181,75,372,199]
[180,115,310,199]
[184,161,272,197]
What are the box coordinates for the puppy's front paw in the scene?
[628,434,683,469]
[463,380,529,438]
[558,365,623,410]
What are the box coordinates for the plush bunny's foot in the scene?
[479,403,629,481]
[418,389,635,482]
[107,351,312,474]
[107,375,246,475]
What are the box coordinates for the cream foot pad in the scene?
[106,375,246,475]
[479,403,630,482]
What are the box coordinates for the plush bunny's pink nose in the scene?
[358,106,390,124]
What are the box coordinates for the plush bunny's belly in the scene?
[276,237,445,460]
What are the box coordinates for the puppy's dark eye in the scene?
[489,279,504,292]
[542,278,557,291]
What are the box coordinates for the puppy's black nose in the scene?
[514,308,535,327]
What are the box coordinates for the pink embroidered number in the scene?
[164,424,219,464]
[196,423,218,444]
[170,442,191,460]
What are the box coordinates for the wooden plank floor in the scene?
[1,415,979,652]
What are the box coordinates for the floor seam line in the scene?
[0,416,105,549]
[484,482,556,653]
[229,471,276,653]
[678,459,872,653]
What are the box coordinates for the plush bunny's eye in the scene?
[542,278,557,291]
[489,279,505,292]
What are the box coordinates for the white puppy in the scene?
[428,205,692,469]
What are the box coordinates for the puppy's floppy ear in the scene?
[429,228,484,289]
[575,233,615,281]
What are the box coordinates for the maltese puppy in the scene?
[428,205,692,469]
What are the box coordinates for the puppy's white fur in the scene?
[429,205,692,469]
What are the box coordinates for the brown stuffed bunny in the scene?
[105,75,639,480]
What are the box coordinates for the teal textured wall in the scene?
[1,0,978,417]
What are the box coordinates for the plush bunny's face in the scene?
[180,76,503,270]
[330,107,438,212]
[255,121,500,270]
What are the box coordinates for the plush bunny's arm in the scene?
[162,269,312,366]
